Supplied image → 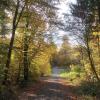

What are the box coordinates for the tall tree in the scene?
[3,0,25,84]
[3,0,59,83]
[70,0,100,81]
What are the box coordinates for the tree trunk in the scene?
[3,0,25,84]
[97,35,100,57]
[80,47,85,68]
[16,62,21,82]
[86,38,100,81]
[23,17,29,81]
[97,0,100,23]
[3,1,19,83]
[4,28,16,82]
[23,41,29,80]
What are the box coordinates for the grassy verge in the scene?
[60,66,100,100]
[60,66,85,84]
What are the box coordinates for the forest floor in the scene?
[18,76,78,100]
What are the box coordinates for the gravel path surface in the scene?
[18,77,77,100]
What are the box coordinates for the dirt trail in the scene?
[18,77,77,100]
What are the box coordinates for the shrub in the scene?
[0,85,18,100]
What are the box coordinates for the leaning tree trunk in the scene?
[86,37,100,81]
[4,1,19,83]
[3,0,25,84]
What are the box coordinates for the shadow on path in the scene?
[18,77,77,100]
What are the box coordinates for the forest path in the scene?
[18,76,78,100]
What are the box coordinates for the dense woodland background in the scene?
[0,0,100,99]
